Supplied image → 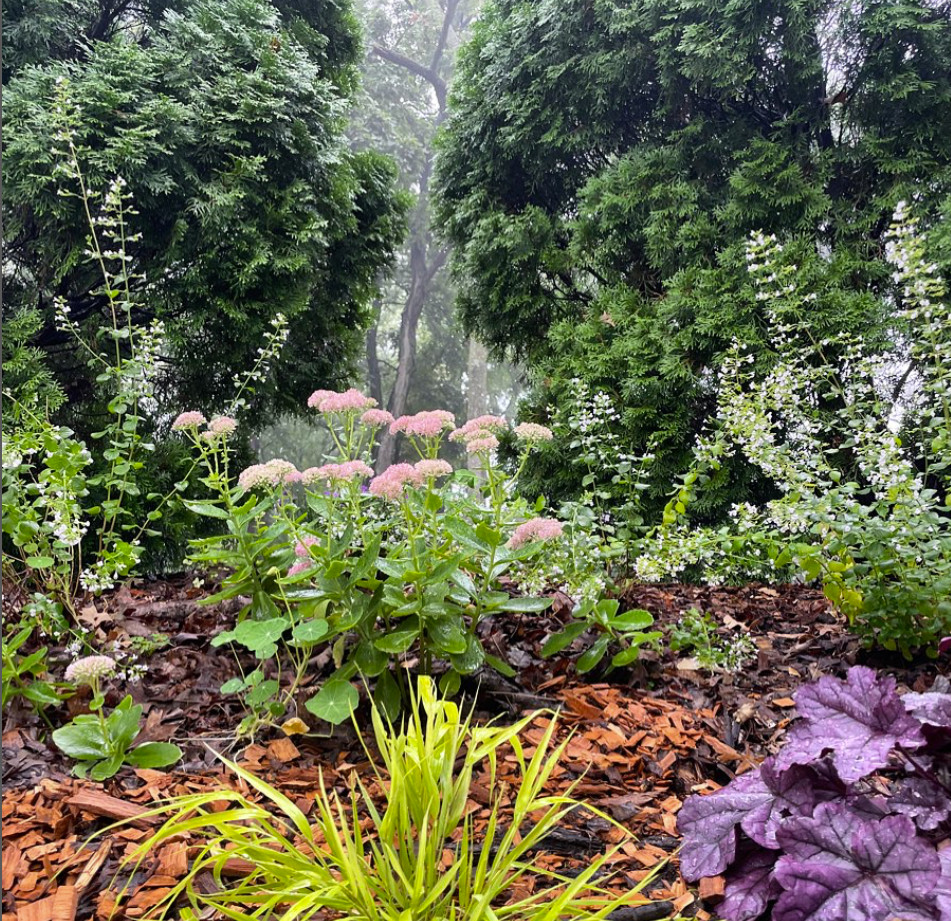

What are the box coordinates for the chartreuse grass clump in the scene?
[125,677,666,921]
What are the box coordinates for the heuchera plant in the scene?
[678,666,951,921]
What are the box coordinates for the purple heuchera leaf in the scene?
[773,804,941,921]
[904,691,951,730]
[889,774,951,831]
[935,849,951,921]
[742,760,825,848]
[720,849,782,921]
[778,666,924,782]
[678,760,824,879]
[677,770,767,879]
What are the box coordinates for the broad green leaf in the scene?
[233,617,288,652]
[541,621,589,657]
[127,742,183,769]
[609,609,654,630]
[292,619,329,644]
[484,653,516,677]
[52,718,108,759]
[246,679,280,707]
[305,680,359,725]
[499,596,552,614]
[576,635,610,674]
[182,500,231,520]
[374,622,420,654]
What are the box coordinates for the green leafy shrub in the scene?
[130,677,661,921]
[636,206,951,657]
[435,0,951,520]
[177,403,621,730]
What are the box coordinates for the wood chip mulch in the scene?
[1,680,752,921]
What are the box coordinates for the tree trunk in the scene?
[375,234,430,470]
[365,302,384,408]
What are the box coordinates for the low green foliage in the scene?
[128,677,662,921]
[667,609,757,673]
[1,626,68,716]
[53,694,181,780]
[542,599,662,672]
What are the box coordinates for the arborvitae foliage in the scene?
[434,0,951,518]
[3,0,408,427]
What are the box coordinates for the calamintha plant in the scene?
[129,677,661,921]
[634,204,951,657]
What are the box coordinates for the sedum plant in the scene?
[175,398,623,729]
[52,655,181,779]
[130,677,661,921]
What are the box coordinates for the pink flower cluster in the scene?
[303,460,374,484]
[390,410,456,438]
[449,414,508,443]
[514,422,553,442]
[288,559,313,578]
[507,517,564,549]
[295,535,318,557]
[207,415,238,436]
[65,654,117,685]
[415,458,453,479]
[238,458,299,490]
[466,434,499,455]
[171,411,207,430]
[361,409,395,428]
[307,388,377,414]
[368,463,423,500]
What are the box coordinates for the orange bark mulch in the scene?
[2,682,760,921]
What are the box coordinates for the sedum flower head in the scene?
[507,517,564,549]
[368,463,423,500]
[65,654,117,685]
[390,410,456,438]
[238,459,299,490]
[414,459,453,479]
[287,559,313,578]
[207,416,237,436]
[172,411,207,430]
[361,409,395,428]
[465,434,500,454]
[309,388,376,414]
[450,415,508,443]
[514,422,553,442]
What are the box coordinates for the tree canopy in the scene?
[434,0,951,515]
[3,0,408,423]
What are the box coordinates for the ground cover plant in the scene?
[127,677,661,921]
[678,666,951,921]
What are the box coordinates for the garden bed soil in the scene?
[2,576,947,921]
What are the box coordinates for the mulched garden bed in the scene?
[2,576,946,921]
